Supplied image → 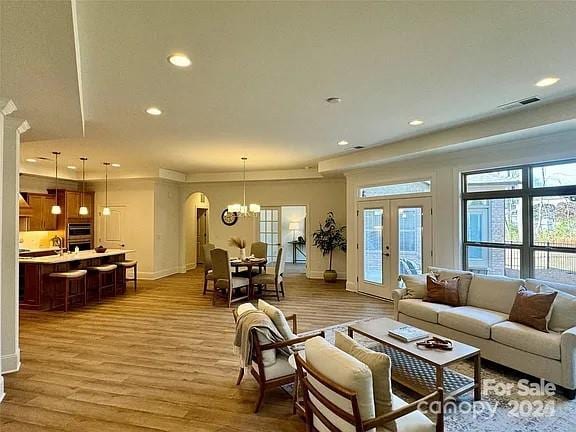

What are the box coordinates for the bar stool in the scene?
[48,269,87,312]
[116,260,138,292]
[88,264,118,301]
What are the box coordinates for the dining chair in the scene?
[202,243,216,295]
[251,241,268,273]
[210,248,249,307]
[252,247,285,301]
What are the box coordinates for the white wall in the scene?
[179,178,347,279]
[154,180,180,277]
[345,129,576,292]
[281,206,306,263]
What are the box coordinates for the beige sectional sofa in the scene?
[392,268,576,399]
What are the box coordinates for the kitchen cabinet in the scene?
[25,194,57,231]
[60,190,94,221]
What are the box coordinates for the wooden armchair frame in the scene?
[232,309,325,412]
[295,352,444,432]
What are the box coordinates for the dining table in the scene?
[230,257,267,299]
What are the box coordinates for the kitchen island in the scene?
[19,249,135,310]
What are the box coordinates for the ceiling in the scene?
[5,1,576,177]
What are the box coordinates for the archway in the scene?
[182,192,210,271]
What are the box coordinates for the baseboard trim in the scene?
[139,267,181,280]
[308,271,347,280]
[1,351,21,374]
[186,263,197,271]
[345,281,357,292]
[0,376,4,403]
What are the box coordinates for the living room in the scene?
[1,1,576,431]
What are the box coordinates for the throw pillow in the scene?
[540,285,576,332]
[335,332,395,432]
[509,289,558,332]
[257,299,296,340]
[423,275,460,307]
[429,267,474,305]
[399,274,427,299]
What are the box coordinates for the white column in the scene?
[0,98,29,403]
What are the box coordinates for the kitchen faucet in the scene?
[50,235,64,255]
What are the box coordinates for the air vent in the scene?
[353,146,364,150]
[36,156,51,161]
[498,96,541,111]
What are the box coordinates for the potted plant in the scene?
[312,211,346,282]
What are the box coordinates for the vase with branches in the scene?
[312,212,346,282]
[229,237,247,260]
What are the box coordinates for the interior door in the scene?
[98,206,125,248]
[258,207,281,263]
[358,201,391,298]
[196,208,207,264]
[390,197,432,284]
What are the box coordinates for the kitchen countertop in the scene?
[19,249,135,264]
[19,247,60,254]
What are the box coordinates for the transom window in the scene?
[462,160,576,284]
[359,180,431,198]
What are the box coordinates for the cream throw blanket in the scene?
[233,309,289,369]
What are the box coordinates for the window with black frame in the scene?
[462,160,576,284]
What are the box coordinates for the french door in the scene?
[358,197,432,299]
[258,207,281,262]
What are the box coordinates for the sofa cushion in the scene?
[335,332,395,431]
[237,302,256,316]
[398,299,454,324]
[429,267,474,305]
[491,321,562,360]
[525,279,576,297]
[508,289,557,332]
[540,285,576,333]
[399,274,428,299]
[385,394,435,432]
[258,299,296,340]
[438,306,508,339]
[305,336,375,432]
[423,275,460,306]
[466,274,524,314]
[252,354,293,379]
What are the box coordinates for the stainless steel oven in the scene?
[67,239,93,251]
[67,223,92,237]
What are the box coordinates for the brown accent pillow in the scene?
[509,289,557,332]
[423,275,460,307]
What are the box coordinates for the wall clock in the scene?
[221,209,238,226]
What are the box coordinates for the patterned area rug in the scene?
[301,320,576,432]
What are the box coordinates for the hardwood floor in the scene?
[1,268,392,431]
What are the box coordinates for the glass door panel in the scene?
[259,207,281,262]
[363,209,384,284]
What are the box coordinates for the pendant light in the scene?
[102,162,111,216]
[50,151,62,215]
[227,157,260,217]
[79,157,89,216]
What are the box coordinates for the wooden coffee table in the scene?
[348,317,481,401]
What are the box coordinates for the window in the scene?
[360,180,431,198]
[462,160,576,284]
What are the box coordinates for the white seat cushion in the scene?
[382,394,435,432]
[237,303,257,316]
[398,299,454,324]
[491,321,561,360]
[438,306,508,339]
[88,264,117,272]
[466,274,524,314]
[306,336,375,432]
[117,260,137,267]
[49,269,87,278]
[539,285,576,333]
[252,354,292,379]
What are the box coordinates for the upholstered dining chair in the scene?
[202,243,216,295]
[252,247,285,301]
[210,248,249,307]
[250,241,268,273]
[295,336,444,432]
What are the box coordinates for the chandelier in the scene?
[227,157,260,217]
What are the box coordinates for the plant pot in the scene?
[323,270,337,282]
[239,248,246,261]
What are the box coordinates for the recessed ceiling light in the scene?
[409,119,424,126]
[67,165,77,170]
[337,140,349,146]
[111,163,121,168]
[146,107,162,116]
[168,54,192,68]
[25,158,37,163]
[326,97,342,104]
[535,77,559,87]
